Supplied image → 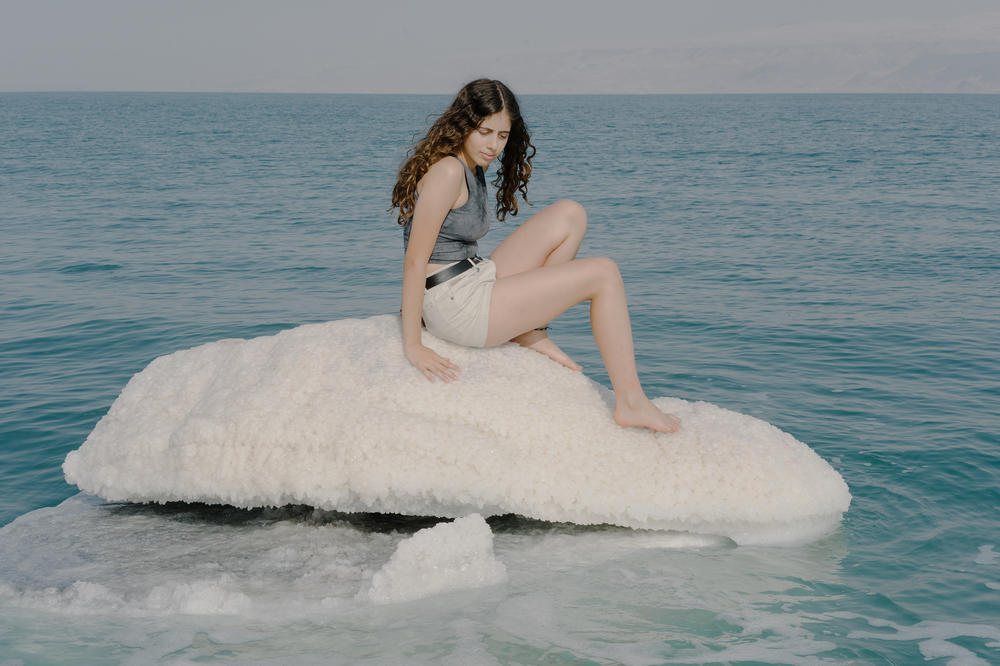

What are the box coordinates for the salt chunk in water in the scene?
[365,514,507,604]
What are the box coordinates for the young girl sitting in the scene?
[393,79,680,434]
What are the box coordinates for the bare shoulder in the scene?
[418,156,465,197]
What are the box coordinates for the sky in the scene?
[2,0,999,93]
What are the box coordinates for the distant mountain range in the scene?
[449,11,1000,95]
[486,43,1000,94]
[227,12,1000,94]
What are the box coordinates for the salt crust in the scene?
[365,514,507,604]
[63,315,851,545]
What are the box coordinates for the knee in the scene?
[594,256,620,278]
[585,256,622,288]
[554,199,587,235]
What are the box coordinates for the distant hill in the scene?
[487,44,1000,94]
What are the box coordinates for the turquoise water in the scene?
[1,93,998,663]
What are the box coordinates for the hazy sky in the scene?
[3,0,999,93]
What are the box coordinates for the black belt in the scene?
[425,256,485,289]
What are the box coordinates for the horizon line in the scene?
[4,89,1000,96]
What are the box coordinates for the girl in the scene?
[393,79,680,434]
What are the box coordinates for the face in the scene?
[460,110,511,169]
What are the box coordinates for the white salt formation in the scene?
[365,514,507,604]
[63,315,851,545]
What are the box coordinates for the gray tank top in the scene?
[403,156,490,262]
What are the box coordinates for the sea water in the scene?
[1,93,998,663]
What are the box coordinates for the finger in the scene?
[436,366,457,382]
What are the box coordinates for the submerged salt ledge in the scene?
[63,315,851,545]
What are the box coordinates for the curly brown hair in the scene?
[391,79,535,225]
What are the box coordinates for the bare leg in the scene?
[486,258,680,434]
[491,200,587,369]
[510,327,582,372]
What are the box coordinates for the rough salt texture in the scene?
[63,315,851,544]
[365,514,507,604]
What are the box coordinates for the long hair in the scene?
[391,79,534,225]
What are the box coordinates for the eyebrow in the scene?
[479,125,510,134]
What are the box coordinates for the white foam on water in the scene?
[364,514,507,604]
[974,545,998,565]
[61,315,850,545]
[919,638,990,665]
[2,577,251,617]
[845,615,1000,665]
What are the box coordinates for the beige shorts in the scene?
[422,258,497,348]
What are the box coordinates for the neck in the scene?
[455,150,476,171]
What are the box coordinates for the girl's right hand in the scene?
[405,344,460,383]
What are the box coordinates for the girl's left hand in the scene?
[405,343,460,383]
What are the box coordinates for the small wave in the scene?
[57,262,123,274]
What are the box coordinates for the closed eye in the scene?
[478,128,511,138]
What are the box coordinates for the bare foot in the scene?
[512,329,582,371]
[614,396,681,434]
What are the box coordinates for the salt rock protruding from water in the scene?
[365,514,507,604]
[63,315,851,545]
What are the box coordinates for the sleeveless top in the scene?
[402,156,490,262]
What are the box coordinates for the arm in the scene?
[401,158,465,382]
